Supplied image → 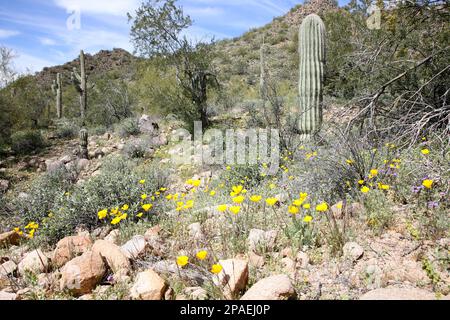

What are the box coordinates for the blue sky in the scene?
[0,0,350,73]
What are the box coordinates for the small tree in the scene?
[128,0,218,129]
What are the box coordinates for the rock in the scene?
[121,236,148,259]
[18,249,50,275]
[281,258,296,273]
[76,159,90,172]
[37,272,58,290]
[0,291,17,300]
[60,155,72,164]
[241,275,296,300]
[331,202,344,219]
[0,260,16,289]
[248,252,265,268]
[0,260,17,276]
[182,287,208,300]
[102,132,111,140]
[349,202,364,216]
[383,259,428,284]
[0,231,21,247]
[104,229,120,244]
[138,115,160,134]
[117,143,125,151]
[296,251,310,269]
[360,287,436,300]
[343,242,364,262]
[60,251,106,296]
[52,235,93,268]
[248,229,278,252]
[130,269,167,300]
[151,134,168,147]
[188,223,204,241]
[92,240,131,279]
[0,179,9,193]
[144,225,161,239]
[214,258,249,299]
[281,247,294,258]
[45,160,65,173]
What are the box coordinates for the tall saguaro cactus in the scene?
[259,36,268,100]
[71,50,87,123]
[79,128,88,159]
[51,73,63,119]
[298,14,326,141]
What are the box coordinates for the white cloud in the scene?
[54,0,140,16]
[0,29,21,39]
[14,51,56,73]
[39,37,57,46]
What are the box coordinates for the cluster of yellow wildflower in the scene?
[176,251,223,275]
[24,222,39,238]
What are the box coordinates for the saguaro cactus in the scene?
[51,73,63,119]
[259,36,268,100]
[298,14,326,141]
[71,50,87,123]
[79,128,88,159]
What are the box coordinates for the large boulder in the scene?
[92,240,131,279]
[18,249,50,275]
[343,242,364,262]
[53,235,93,268]
[360,287,436,300]
[0,260,17,289]
[214,258,249,299]
[138,115,160,134]
[60,251,106,296]
[248,229,278,252]
[45,160,66,173]
[130,269,167,300]
[0,231,21,247]
[241,275,296,300]
[121,236,148,259]
[0,291,17,300]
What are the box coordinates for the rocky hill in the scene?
[214,0,339,85]
[35,48,137,89]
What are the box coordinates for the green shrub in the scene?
[10,130,45,155]
[115,118,140,138]
[55,119,80,139]
[17,156,168,244]
[123,138,151,159]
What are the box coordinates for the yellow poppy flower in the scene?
[265,198,278,206]
[421,149,430,155]
[303,215,313,223]
[211,264,223,274]
[303,203,311,209]
[361,186,370,193]
[250,195,262,203]
[288,206,299,215]
[230,206,241,215]
[98,209,108,220]
[136,212,144,218]
[122,204,129,211]
[196,251,208,260]
[422,179,433,189]
[232,195,245,204]
[316,202,329,212]
[142,204,153,212]
[177,256,189,267]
